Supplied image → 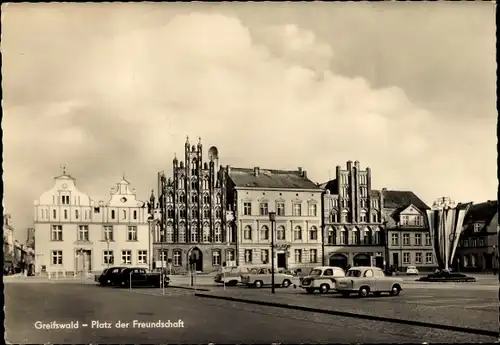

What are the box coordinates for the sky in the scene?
[2,2,497,242]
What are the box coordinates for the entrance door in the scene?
[277,253,286,269]
[188,248,203,272]
[392,253,399,269]
[85,250,92,273]
[75,249,92,274]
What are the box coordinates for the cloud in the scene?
[2,6,496,235]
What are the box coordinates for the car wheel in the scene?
[319,284,330,294]
[282,279,291,288]
[358,286,370,297]
[341,292,350,298]
[306,287,315,294]
[390,284,401,296]
[255,280,263,288]
[227,280,238,286]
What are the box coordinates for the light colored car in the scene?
[240,268,296,288]
[299,266,346,294]
[214,266,248,286]
[405,266,419,275]
[335,266,403,298]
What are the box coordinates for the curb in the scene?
[194,293,498,338]
[169,285,211,292]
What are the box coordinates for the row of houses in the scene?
[32,138,498,275]
[3,214,33,272]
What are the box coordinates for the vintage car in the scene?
[335,266,403,297]
[114,267,170,288]
[405,265,419,275]
[214,266,248,286]
[299,266,346,293]
[95,266,127,286]
[240,268,297,288]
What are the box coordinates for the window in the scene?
[391,233,399,246]
[415,216,421,226]
[203,208,210,218]
[330,212,338,223]
[214,224,222,243]
[373,229,381,244]
[363,229,371,244]
[77,225,89,241]
[403,233,410,245]
[310,226,318,240]
[64,210,68,219]
[277,202,285,216]
[244,249,253,263]
[191,226,198,242]
[111,210,115,219]
[51,250,63,265]
[215,208,221,218]
[226,250,235,262]
[242,202,252,216]
[361,199,366,208]
[167,193,174,203]
[191,180,197,189]
[350,228,360,245]
[339,229,347,245]
[473,223,481,232]
[308,204,317,217]
[178,224,186,242]
[425,233,431,246]
[259,202,269,216]
[414,252,422,264]
[260,226,269,240]
[414,233,422,246]
[203,194,210,204]
[61,195,69,205]
[212,251,221,266]
[121,250,132,264]
[75,210,79,219]
[327,228,336,245]
[173,250,182,266]
[403,252,410,264]
[159,250,168,263]
[277,226,286,240]
[202,225,209,242]
[202,178,209,190]
[425,252,433,264]
[167,207,175,219]
[293,203,301,216]
[294,226,302,240]
[191,194,198,203]
[180,208,186,218]
[244,226,252,240]
[216,194,221,204]
[122,210,126,219]
[191,208,197,218]
[127,226,137,241]
[364,269,374,277]
[103,250,114,264]
[261,249,269,264]
[180,194,186,203]
[53,209,57,219]
[294,249,302,263]
[324,269,334,276]
[372,199,379,208]
[99,225,112,242]
[341,211,348,223]
[401,215,409,225]
[167,225,174,242]
[360,211,367,223]
[310,249,318,263]
[372,213,379,223]
[51,225,63,241]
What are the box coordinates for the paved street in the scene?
[5,282,496,344]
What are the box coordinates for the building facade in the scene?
[34,170,150,275]
[454,200,498,272]
[153,137,236,274]
[382,189,436,272]
[3,213,16,270]
[226,166,323,272]
[321,161,385,270]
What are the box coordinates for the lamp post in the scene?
[148,219,154,271]
[382,219,389,271]
[269,211,276,294]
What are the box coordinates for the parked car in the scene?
[214,266,248,286]
[300,266,346,294]
[114,267,170,288]
[335,266,403,298]
[405,266,419,275]
[95,266,127,286]
[240,268,297,288]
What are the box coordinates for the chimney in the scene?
[254,167,260,176]
[347,160,353,170]
[354,160,360,169]
[302,170,307,179]
[298,167,303,173]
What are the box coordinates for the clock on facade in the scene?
[120,197,127,203]
[62,183,68,189]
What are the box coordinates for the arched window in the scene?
[341,210,348,223]
[191,208,197,218]
[202,223,210,242]
[133,210,137,220]
[339,227,347,244]
[167,206,174,219]
[310,226,318,240]
[191,194,198,203]
[179,193,186,203]
[330,212,338,223]
[293,226,302,241]
[351,227,360,245]
[215,208,221,218]
[214,223,222,242]
[216,194,221,204]
[178,223,186,242]
[191,224,198,242]
[123,210,126,219]
[372,212,379,223]
[327,227,336,245]
[203,194,210,204]
[167,193,173,203]
[360,210,367,223]
[363,228,371,244]
[277,226,286,240]
[179,208,186,218]
[244,225,252,240]
[191,180,197,189]
[178,177,184,189]
[53,209,57,219]
[75,210,79,219]
[166,223,174,242]
[373,228,381,244]
[203,178,209,190]
[203,208,210,218]
[260,225,269,240]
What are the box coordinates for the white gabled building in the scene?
[34,170,150,276]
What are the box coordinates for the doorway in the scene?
[277,253,286,269]
[353,253,370,267]
[75,249,92,273]
[188,247,203,272]
[329,254,348,270]
[392,253,399,269]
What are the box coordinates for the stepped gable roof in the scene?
[464,200,498,224]
[228,167,320,190]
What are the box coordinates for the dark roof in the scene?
[228,167,321,190]
[464,200,498,224]
[319,179,338,194]
[379,190,430,211]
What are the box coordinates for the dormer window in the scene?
[473,223,481,232]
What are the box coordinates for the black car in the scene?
[95,266,127,286]
[114,267,170,288]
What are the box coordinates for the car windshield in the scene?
[346,270,362,277]
[309,269,322,276]
[408,266,416,269]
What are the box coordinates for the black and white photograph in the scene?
[2,2,498,344]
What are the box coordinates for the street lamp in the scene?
[269,211,276,294]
